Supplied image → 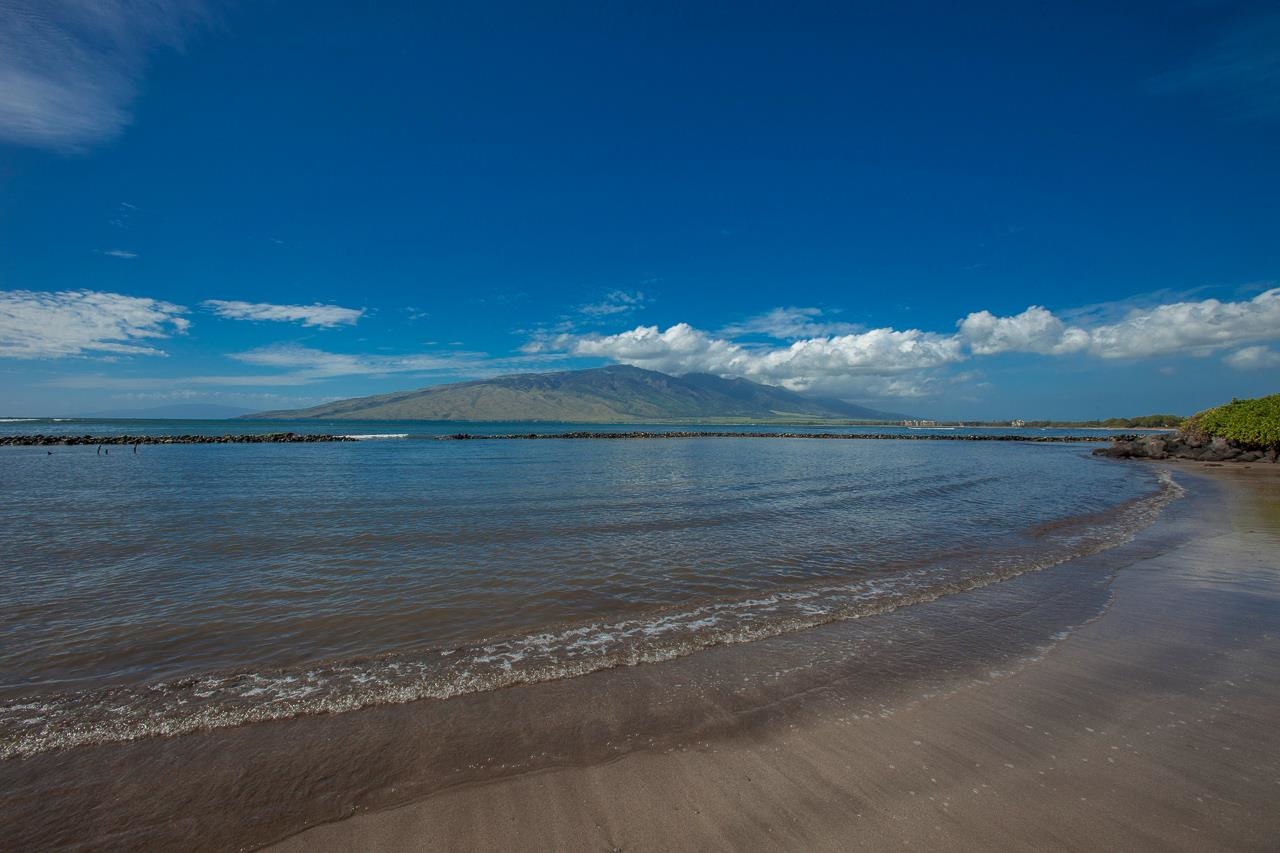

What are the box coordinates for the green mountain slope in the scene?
[247,365,911,422]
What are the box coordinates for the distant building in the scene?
[1010,419,1027,427]
[901,419,938,427]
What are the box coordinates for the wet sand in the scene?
[274,463,1280,852]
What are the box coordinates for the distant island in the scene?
[245,365,914,423]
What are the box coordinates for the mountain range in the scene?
[247,365,911,422]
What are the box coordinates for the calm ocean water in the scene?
[0,421,1175,759]
[0,416,1141,438]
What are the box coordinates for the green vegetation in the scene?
[1021,415,1185,429]
[248,365,911,422]
[1182,393,1280,449]
[952,415,1184,428]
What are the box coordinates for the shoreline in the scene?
[2,431,1129,446]
[435,431,1120,442]
[270,463,1280,852]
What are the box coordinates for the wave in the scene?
[340,433,410,440]
[0,472,1183,760]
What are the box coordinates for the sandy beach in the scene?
[273,462,1280,852]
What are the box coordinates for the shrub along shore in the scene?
[1094,393,1279,464]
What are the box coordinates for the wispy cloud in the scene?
[0,289,189,358]
[109,388,328,408]
[578,290,650,317]
[720,306,863,340]
[102,249,137,259]
[108,201,137,229]
[45,345,569,391]
[202,300,365,328]
[0,1,213,151]
[226,344,567,382]
[228,344,461,377]
[1150,11,1280,120]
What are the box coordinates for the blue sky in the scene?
[1,1,1277,419]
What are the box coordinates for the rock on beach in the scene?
[1094,432,1277,463]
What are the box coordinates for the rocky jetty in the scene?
[1093,433,1277,463]
[0,433,356,446]
[440,432,1116,442]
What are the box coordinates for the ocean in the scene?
[1,420,1175,763]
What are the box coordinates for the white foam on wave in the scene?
[341,433,410,440]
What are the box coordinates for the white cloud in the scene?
[956,288,1280,359]
[531,288,1280,399]
[0,289,189,358]
[202,300,365,328]
[550,323,747,373]
[721,306,863,340]
[1087,288,1280,358]
[103,249,137,259]
[578,290,649,317]
[1224,345,1280,370]
[958,306,1090,355]
[534,322,964,395]
[0,1,212,151]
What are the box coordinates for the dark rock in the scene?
[1094,431,1275,464]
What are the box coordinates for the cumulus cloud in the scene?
[720,306,863,340]
[1086,288,1280,358]
[958,306,1090,355]
[1224,345,1280,370]
[202,300,365,328]
[533,322,964,394]
[531,288,1280,399]
[0,289,189,358]
[0,1,213,151]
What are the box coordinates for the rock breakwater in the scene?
[0,433,357,447]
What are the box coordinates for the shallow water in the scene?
[0,436,1167,759]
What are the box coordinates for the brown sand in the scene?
[273,463,1280,852]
